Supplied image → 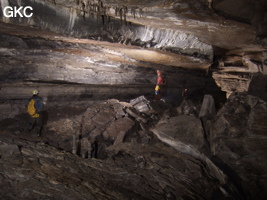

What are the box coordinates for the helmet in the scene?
[157,70,161,75]
[32,90,39,95]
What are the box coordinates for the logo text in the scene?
[3,6,33,18]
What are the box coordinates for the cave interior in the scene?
[0,0,267,199]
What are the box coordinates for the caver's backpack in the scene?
[27,98,37,116]
[162,76,167,85]
[160,75,167,85]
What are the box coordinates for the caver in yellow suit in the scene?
[25,90,44,136]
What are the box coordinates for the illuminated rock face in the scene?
[1,0,264,58]
[1,0,266,98]
[0,0,214,58]
[0,22,222,103]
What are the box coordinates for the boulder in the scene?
[151,115,228,187]
[180,99,195,115]
[130,96,154,114]
[103,117,135,143]
[0,103,22,121]
[107,99,133,119]
[92,109,115,125]
[199,94,216,118]
[126,107,148,123]
[210,93,267,199]
[151,115,206,152]
[248,74,267,101]
[0,144,20,156]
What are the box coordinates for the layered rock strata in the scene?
[0,21,222,103]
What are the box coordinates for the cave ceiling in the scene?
[1,0,266,58]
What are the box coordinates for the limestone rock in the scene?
[199,94,216,118]
[210,93,267,199]
[126,107,148,123]
[0,103,22,121]
[180,99,195,115]
[242,55,263,73]
[212,72,251,98]
[248,74,267,101]
[0,144,20,156]
[92,109,115,125]
[108,99,127,119]
[0,132,227,200]
[152,115,206,152]
[0,93,266,199]
[103,117,135,142]
[130,95,152,114]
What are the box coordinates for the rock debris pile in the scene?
[0,93,266,199]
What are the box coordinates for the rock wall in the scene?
[0,21,223,103]
[209,93,267,199]
[212,50,266,98]
[1,0,266,100]
[212,0,267,36]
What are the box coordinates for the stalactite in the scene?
[89,2,93,16]
[101,3,106,25]
[72,131,77,155]
[115,6,119,16]
[98,0,103,9]
[81,137,89,158]
[119,7,123,25]
[70,0,114,25]
[91,139,98,158]
[123,6,128,24]
[88,139,92,159]
[81,1,85,11]
[93,3,96,13]
[76,0,85,20]
[131,7,137,19]
[101,15,105,25]
[106,6,111,23]
[139,8,143,18]
[0,0,10,23]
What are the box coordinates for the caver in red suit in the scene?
[155,70,164,100]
